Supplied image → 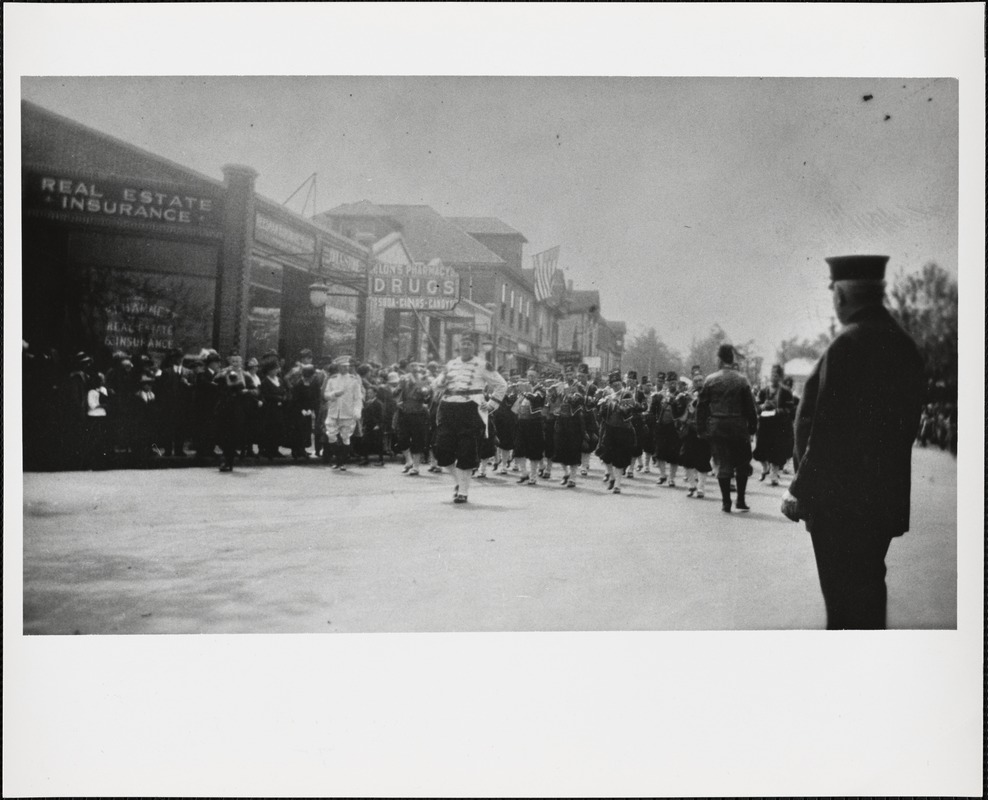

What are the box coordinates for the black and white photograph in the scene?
[4,3,984,797]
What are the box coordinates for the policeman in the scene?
[781,255,925,629]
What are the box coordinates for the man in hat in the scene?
[432,337,507,503]
[323,355,364,470]
[155,348,193,457]
[781,255,924,629]
[697,345,758,512]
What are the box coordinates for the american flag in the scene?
[532,246,560,302]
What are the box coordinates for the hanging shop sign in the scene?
[368,260,460,311]
[554,349,583,367]
[320,244,363,274]
[254,212,315,256]
[24,171,222,228]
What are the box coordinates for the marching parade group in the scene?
[23,335,801,513]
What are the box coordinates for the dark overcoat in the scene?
[789,305,925,535]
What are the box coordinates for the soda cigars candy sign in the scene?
[369,260,459,310]
[25,172,221,227]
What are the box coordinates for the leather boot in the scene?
[718,476,732,512]
[735,471,750,511]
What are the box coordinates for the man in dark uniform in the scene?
[781,255,925,630]
[697,344,758,513]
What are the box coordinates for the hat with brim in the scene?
[332,355,353,366]
[826,255,888,282]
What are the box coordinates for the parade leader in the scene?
[781,255,925,629]
[432,337,507,504]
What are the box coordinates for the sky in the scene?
[18,74,958,364]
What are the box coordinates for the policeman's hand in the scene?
[780,490,803,522]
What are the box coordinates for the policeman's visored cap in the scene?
[332,355,353,366]
[825,254,889,282]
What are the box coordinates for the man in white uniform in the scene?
[432,338,507,503]
[323,355,365,470]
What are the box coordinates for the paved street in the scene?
[20,446,956,634]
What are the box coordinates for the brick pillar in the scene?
[215,164,258,355]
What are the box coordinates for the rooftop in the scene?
[447,216,528,242]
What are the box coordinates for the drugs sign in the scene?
[368,260,460,311]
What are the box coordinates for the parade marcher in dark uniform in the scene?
[753,364,797,486]
[106,354,139,456]
[540,372,561,480]
[425,361,444,473]
[379,372,400,460]
[213,356,249,472]
[578,383,600,477]
[651,371,684,487]
[551,376,586,488]
[393,363,433,476]
[240,357,262,458]
[513,369,547,486]
[492,370,520,475]
[599,377,637,495]
[697,345,758,513]
[257,356,288,459]
[432,338,507,504]
[781,255,925,629]
[636,377,655,475]
[679,373,713,498]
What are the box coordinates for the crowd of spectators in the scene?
[21,343,445,472]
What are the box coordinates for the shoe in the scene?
[602,473,610,482]
[476,473,488,479]
[537,469,545,479]
[626,471,634,480]
[759,470,768,482]
[219,464,233,472]
[656,476,667,485]
[454,494,468,504]
[511,464,520,472]
[560,476,569,486]
[735,501,751,512]
[636,464,643,472]
[517,475,530,484]
[612,487,621,494]
[566,480,577,488]
[668,480,676,488]
[544,472,552,480]
[687,487,696,497]
[770,479,779,487]
[428,465,442,474]
[644,467,651,474]
[498,468,508,475]
[722,503,732,513]
[580,468,588,476]
[472,468,478,476]
[696,491,705,499]
[402,463,413,473]
[607,477,616,491]
[408,468,419,476]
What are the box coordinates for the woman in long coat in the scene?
[258,358,288,459]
